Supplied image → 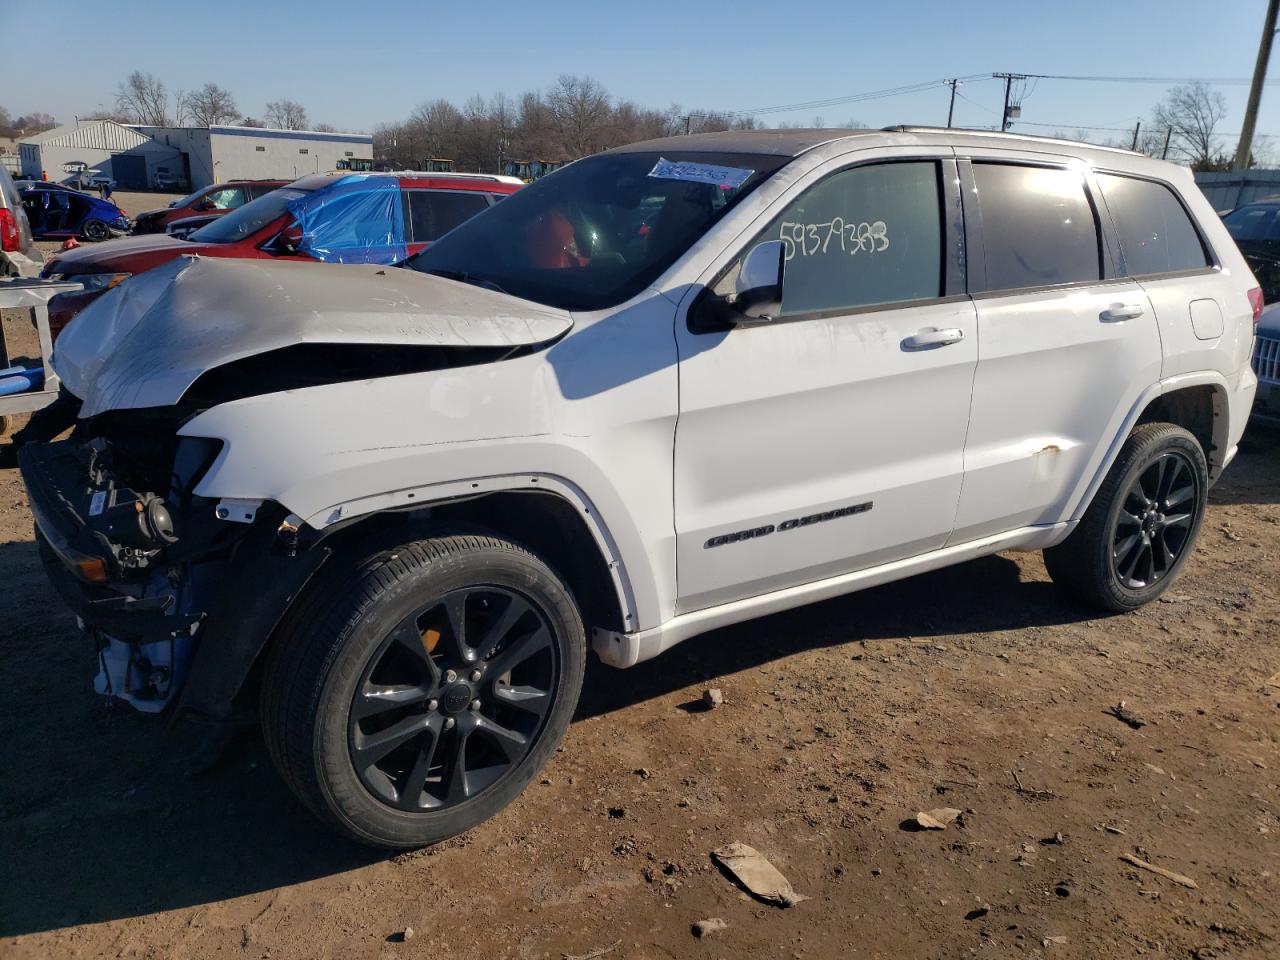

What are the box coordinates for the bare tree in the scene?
[239,116,265,128]
[115,71,171,126]
[1153,82,1229,169]
[184,83,239,127]
[547,75,611,156]
[313,122,338,132]
[265,99,309,130]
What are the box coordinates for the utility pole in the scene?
[945,79,959,128]
[1131,120,1142,151]
[993,73,1026,132]
[1236,0,1280,169]
[684,115,691,136]
[1162,127,1173,160]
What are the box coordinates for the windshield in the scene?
[1223,204,1280,243]
[188,188,307,244]
[404,150,788,310]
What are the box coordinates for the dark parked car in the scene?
[1222,199,1280,302]
[19,184,129,242]
[131,180,287,235]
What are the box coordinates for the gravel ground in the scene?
[0,422,1276,958]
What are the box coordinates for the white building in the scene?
[136,125,373,189]
[18,120,183,188]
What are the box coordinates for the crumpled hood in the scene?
[55,255,574,417]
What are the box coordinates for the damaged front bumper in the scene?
[19,434,329,718]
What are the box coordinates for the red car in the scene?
[43,172,523,337]
[130,180,289,235]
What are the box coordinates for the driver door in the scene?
[672,156,977,613]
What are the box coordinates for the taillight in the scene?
[0,208,18,252]
[1248,286,1264,331]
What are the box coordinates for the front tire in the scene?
[1044,423,1208,612]
[260,534,586,849]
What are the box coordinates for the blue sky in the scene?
[4,0,1276,150]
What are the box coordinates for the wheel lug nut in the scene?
[470,699,481,711]
[445,669,457,683]
[427,699,438,712]
[444,717,455,730]
[470,669,482,682]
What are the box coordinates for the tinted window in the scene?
[749,161,942,316]
[407,190,490,242]
[1222,203,1280,242]
[405,151,786,310]
[974,163,1101,290]
[1097,173,1209,275]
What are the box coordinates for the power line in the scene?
[1013,72,1280,86]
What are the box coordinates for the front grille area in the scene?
[1254,335,1280,385]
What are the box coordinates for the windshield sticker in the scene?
[648,158,754,189]
[779,219,889,260]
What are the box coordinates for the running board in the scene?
[591,523,1070,668]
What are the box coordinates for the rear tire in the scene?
[1044,423,1208,612]
[81,219,109,242]
[260,534,585,849]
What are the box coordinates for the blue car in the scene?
[19,184,130,242]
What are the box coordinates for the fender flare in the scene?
[1067,370,1230,525]
[299,471,641,633]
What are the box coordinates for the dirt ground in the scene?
[0,368,1278,954]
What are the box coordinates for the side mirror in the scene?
[730,240,784,322]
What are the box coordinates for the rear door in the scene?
[951,156,1162,542]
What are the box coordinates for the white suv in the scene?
[19,128,1259,848]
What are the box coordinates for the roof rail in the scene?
[880,125,1142,156]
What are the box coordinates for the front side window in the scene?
[742,161,943,316]
[1096,173,1209,276]
[407,190,490,242]
[973,163,1101,291]
[404,150,788,310]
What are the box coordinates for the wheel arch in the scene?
[1069,372,1228,525]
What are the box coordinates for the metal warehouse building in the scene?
[135,125,373,189]
[18,120,183,188]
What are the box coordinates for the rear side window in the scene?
[407,190,491,243]
[973,163,1101,291]
[1096,173,1209,276]
[749,160,943,316]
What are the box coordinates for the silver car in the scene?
[0,165,44,278]
[1253,303,1280,422]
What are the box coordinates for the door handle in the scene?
[1100,303,1145,322]
[902,327,965,351]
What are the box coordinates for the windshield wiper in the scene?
[424,268,507,295]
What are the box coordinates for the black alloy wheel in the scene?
[349,586,557,812]
[81,219,109,241]
[1109,450,1201,590]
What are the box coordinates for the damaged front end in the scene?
[19,255,573,719]
[18,407,324,715]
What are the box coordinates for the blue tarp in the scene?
[285,175,408,264]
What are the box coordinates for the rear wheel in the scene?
[1044,423,1207,611]
[81,219,110,242]
[260,534,585,849]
